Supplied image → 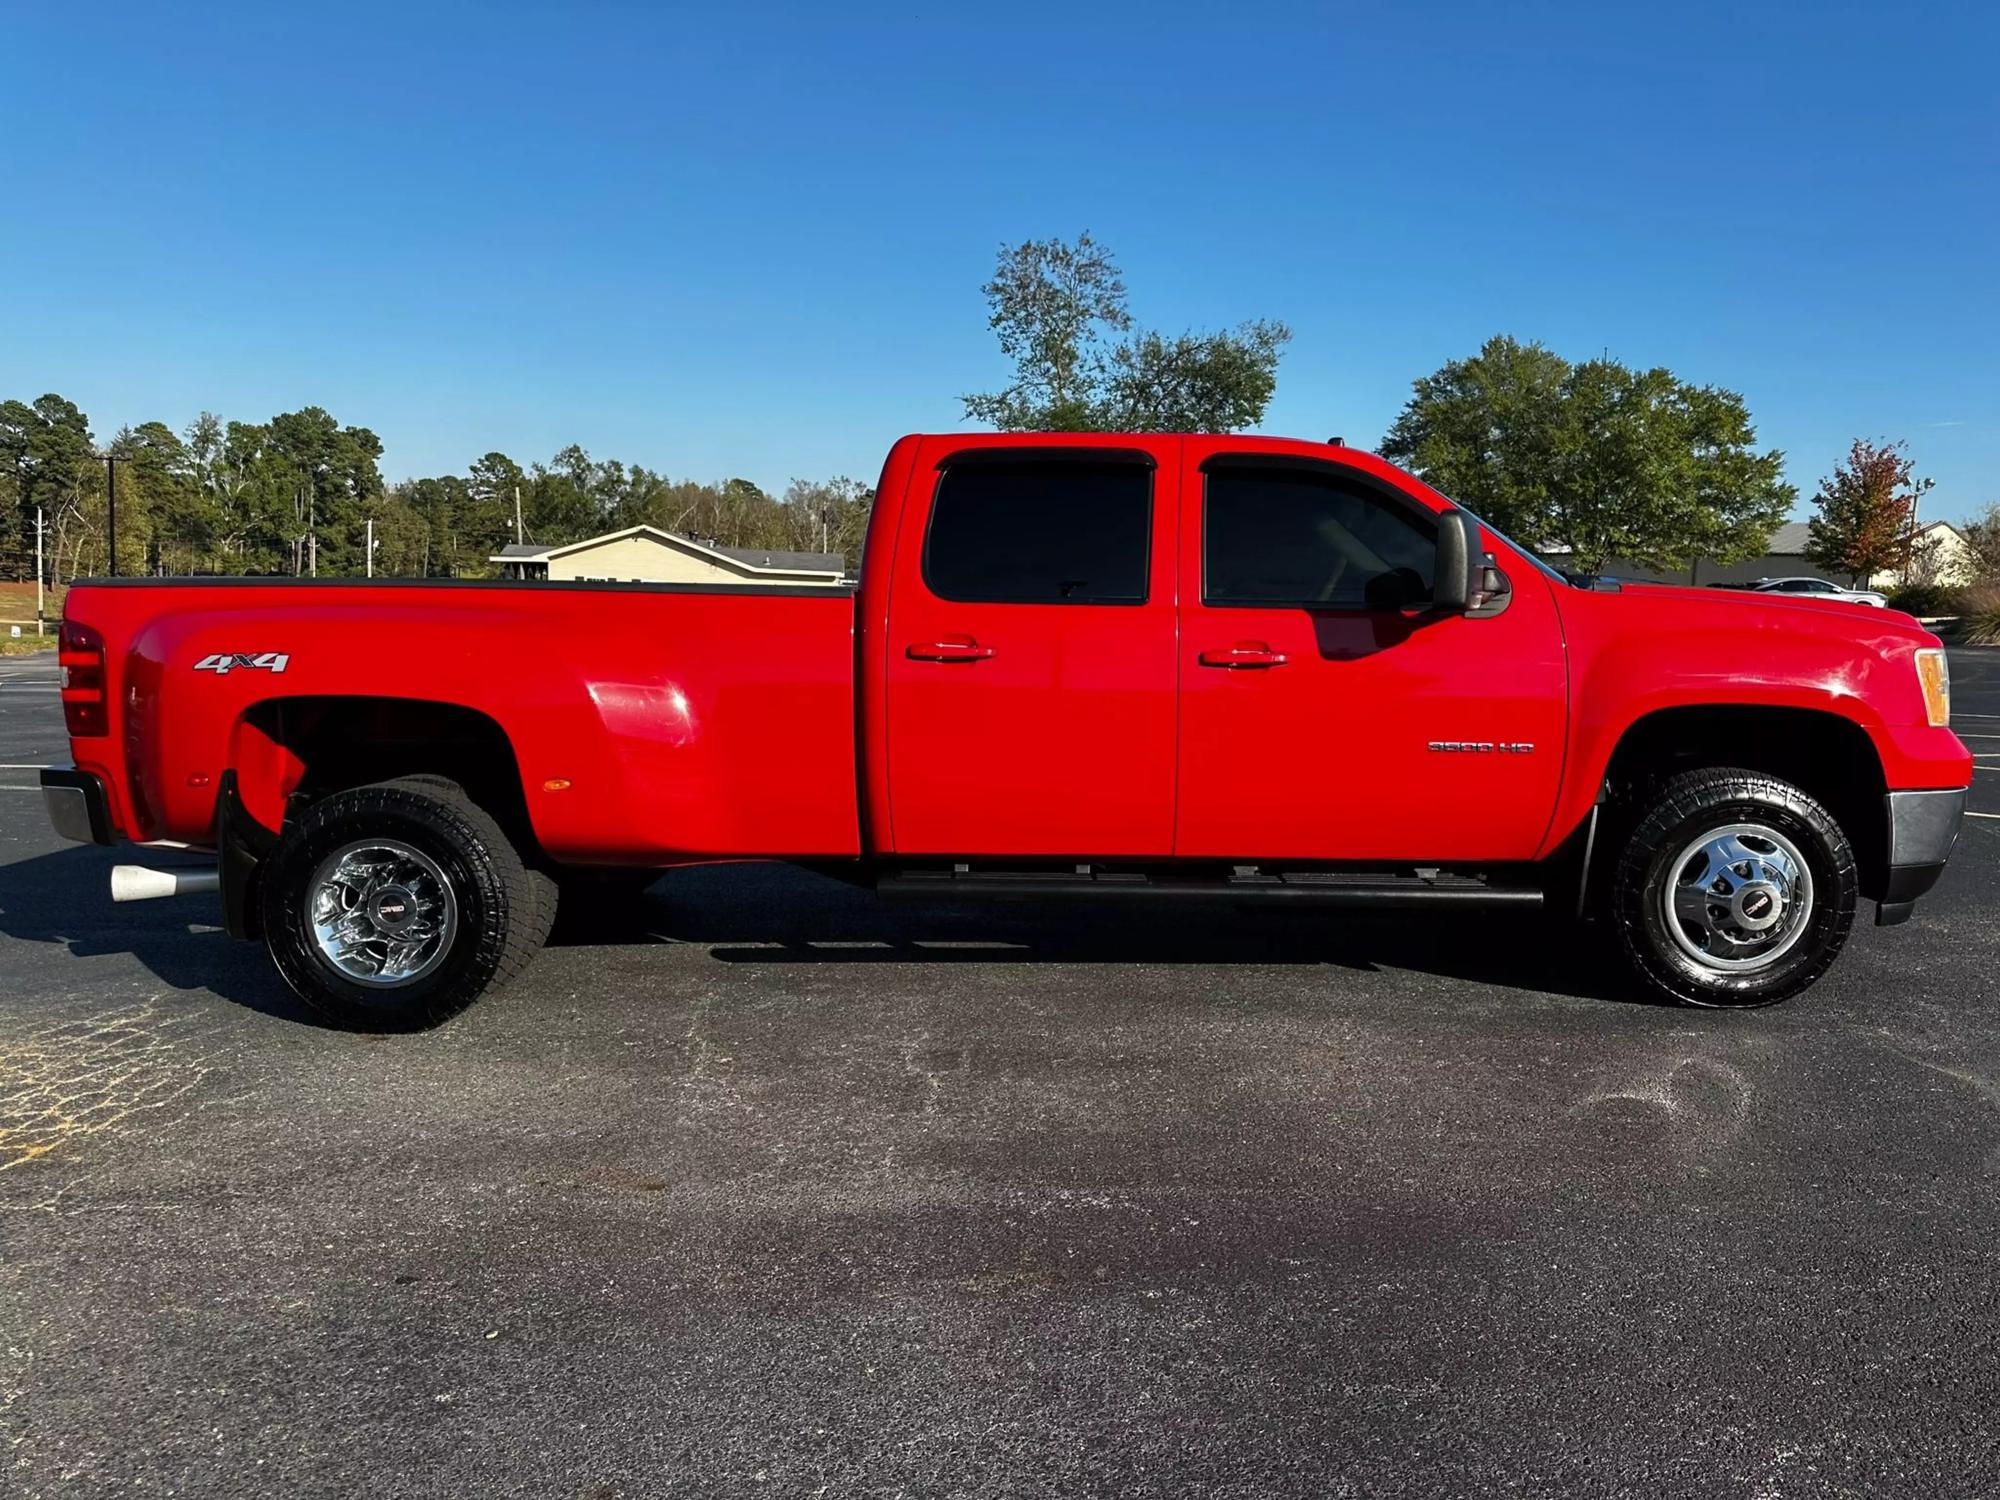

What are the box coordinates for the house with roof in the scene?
[491,525,847,586]
[1871,520,1983,590]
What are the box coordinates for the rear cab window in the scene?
[923,457,1152,605]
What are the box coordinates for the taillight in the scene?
[59,619,108,737]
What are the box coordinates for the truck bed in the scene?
[60,577,863,863]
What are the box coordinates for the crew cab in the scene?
[42,433,1972,1025]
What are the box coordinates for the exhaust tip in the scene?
[111,864,222,902]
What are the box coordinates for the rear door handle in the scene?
[1198,643,1288,669]
[906,637,997,663]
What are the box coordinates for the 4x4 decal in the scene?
[193,652,290,675]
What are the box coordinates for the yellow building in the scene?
[491,526,847,585]
[1871,521,1984,591]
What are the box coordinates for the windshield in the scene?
[1455,507,1572,587]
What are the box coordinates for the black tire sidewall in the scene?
[1615,775,1857,1008]
[260,786,519,1027]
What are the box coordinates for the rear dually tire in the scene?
[258,776,544,1029]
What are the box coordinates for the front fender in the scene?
[1538,591,1928,855]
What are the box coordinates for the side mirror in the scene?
[1433,508,1483,613]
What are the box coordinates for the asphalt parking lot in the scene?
[2,650,1997,1498]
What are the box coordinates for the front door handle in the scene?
[906,637,997,663]
[1199,643,1289,669]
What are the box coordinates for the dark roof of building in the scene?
[1765,522,1810,555]
[1545,519,1813,562]
[711,543,846,572]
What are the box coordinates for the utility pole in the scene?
[1907,487,1923,587]
[514,485,524,546]
[365,517,375,578]
[34,506,44,636]
[103,455,119,576]
[308,489,318,577]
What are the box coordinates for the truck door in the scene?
[882,440,1180,857]
[1174,441,1567,863]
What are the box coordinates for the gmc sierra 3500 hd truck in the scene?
[41,432,1971,1025]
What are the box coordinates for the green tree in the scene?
[0,395,97,581]
[1100,324,1292,433]
[396,475,475,575]
[1380,335,1794,574]
[218,420,296,571]
[466,451,527,560]
[608,464,675,531]
[964,233,1129,430]
[176,412,242,570]
[110,420,212,572]
[780,477,873,566]
[353,492,430,577]
[267,407,386,574]
[964,233,1290,432]
[1805,439,1933,585]
[212,408,384,573]
[525,445,604,542]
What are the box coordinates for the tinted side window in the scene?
[924,459,1151,604]
[1204,464,1436,608]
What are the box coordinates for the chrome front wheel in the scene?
[307,838,459,987]
[1611,768,1857,1008]
[1661,822,1814,974]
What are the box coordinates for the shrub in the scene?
[1964,582,2000,646]
[1885,581,1968,617]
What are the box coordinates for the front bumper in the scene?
[1876,787,1967,925]
[40,768,113,845]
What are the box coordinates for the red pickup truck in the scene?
[42,432,1971,1025]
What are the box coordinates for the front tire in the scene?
[1610,767,1857,1008]
[259,777,544,1029]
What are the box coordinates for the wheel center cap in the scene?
[369,886,418,934]
[1733,881,1784,931]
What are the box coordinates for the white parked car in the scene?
[1746,576,1890,608]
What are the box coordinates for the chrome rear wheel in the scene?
[261,777,544,1030]
[308,839,459,986]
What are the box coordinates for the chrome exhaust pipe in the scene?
[111,864,222,902]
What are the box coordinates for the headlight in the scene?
[1915,648,1950,727]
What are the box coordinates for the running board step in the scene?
[876,870,1543,909]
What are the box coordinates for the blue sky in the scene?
[3,1,1995,521]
